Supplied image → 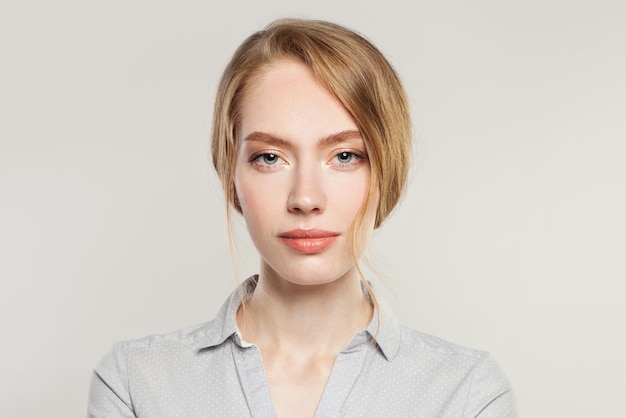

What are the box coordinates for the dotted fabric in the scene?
[87,277,517,417]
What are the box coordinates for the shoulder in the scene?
[87,319,233,417]
[399,325,487,359]
[93,318,227,389]
[393,326,517,416]
[92,287,240,389]
[119,320,217,350]
[397,324,510,385]
[96,319,219,370]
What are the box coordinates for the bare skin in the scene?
[237,266,373,418]
[234,59,377,417]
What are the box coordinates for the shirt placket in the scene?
[313,331,370,418]
[232,341,278,418]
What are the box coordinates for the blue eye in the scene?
[249,152,285,169]
[261,153,279,165]
[336,152,354,164]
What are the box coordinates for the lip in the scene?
[278,229,340,254]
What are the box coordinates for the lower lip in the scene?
[279,236,338,254]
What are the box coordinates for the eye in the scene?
[329,150,367,170]
[249,151,286,170]
[336,151,355,164]
[259,153,279,165]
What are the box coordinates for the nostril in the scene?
[287,188,324,214]
[287,197,322,214]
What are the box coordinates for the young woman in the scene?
[88,19,516,417]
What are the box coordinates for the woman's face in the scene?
[234,58,376,286]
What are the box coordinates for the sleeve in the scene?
[86,342,136,418]
[464,353,518,418]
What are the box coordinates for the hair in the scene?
[211,18,412,324]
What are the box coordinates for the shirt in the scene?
[87,277,517,417]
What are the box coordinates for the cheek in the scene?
[234,171,283,232]
[331,171,371,215]
[235,177,260,221]
[340,172,377,232]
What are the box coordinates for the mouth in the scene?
[278,229,340,254]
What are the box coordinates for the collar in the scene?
[194,276,402,362]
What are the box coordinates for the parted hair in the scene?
[211,18,412,230]
[211,19,412,316]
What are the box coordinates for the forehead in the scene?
[238,59,358,142]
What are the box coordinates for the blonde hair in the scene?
[211,18,412,318]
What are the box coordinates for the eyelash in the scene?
[330,151,367,169]
[248,150,367,171]
[248,151,286,171]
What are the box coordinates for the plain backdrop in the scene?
[1,1,624,417]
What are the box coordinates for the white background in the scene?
[1,1,624,416]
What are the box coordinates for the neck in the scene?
[237,268,373,355]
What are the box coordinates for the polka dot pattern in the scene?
[87,278,517,417]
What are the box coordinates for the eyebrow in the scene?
[243,130,362,148]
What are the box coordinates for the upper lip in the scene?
[279,228,340,239]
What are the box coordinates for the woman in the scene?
[88,18,516,417]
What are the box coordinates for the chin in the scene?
[264,260,356,287]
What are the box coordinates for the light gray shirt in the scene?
[87,277,516,417]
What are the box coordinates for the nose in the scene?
[287,163,326,214]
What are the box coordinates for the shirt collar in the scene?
[193,276,255,350]
[365,292,402,361]
[194,275,402,361]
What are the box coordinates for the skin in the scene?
[234,58,377,418]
